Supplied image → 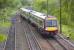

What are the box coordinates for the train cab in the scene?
[44,16,58,36]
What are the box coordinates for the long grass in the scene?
[62,25,74,40]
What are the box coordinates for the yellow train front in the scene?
[43,16,58,36]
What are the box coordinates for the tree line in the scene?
[0,0,74,26]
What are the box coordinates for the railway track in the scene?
[46,38,66,50]
[28,23,54,50]
[27,23,66,50]
[55,35,74,50]
[15,14,29,50]
[4,24,15,50]
[22,19,42,50]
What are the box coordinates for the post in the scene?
[60,0,62,34]
[47,0,48,17]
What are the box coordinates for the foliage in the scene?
[0,0,22,8]
[0,34,7,42]
[21,0,31,6]
[0,0,24,23]
[0,21,11,28]
[62,25,74,40]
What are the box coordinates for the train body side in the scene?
[20,8,58,36]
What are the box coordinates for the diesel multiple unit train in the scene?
[20,8,58,36]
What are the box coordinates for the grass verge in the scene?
[62,25,74,40]
[0,21,11,42]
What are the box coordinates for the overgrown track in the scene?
[4,25,15,50]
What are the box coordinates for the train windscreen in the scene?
[45,20,57,27]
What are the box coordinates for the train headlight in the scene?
[45,28,48,30]
[45,27,58,31]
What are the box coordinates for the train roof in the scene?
[20,8,46,19]
[20,8,56,20]
[31,11,46,19]
[31,11,56,19]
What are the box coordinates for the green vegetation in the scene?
[62,25,74,39]
[0,21,11,28]
[0,0,22,19]
[0,34,7,42]
[0,0,23,42]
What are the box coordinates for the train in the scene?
[19,8,58,36]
